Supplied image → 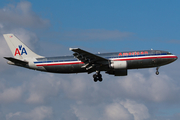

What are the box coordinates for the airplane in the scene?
[3,34,178,82]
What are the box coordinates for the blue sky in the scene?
[29,0,180,53]
[3,0,178,54]
[0,0,180,120]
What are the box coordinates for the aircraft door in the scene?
[152,51,160,65]
[43,58,48,66]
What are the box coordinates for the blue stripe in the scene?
[34,59,78,64]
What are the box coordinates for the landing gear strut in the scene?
[93,71,103,82]
[156,67,159,75]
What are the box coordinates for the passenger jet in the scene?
[3,34,178,82]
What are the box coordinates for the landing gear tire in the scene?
[94,78,98,82]
[93,73,103,82]
[93,74,98,82]
[99,78,102,82]
[156,71,159,75]
[156,67,159,75]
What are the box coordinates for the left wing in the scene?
[69,48,109,73]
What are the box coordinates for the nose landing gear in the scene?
[156,67,159,75]
[93,71,103,82]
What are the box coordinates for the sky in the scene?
[0,0,180,120]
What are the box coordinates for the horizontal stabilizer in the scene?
[4,57,28,65]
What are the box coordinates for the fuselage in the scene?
[32,50,177,74]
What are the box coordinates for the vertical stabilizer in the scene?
[3,34,43,59]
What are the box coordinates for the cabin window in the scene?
[156,51,161,55]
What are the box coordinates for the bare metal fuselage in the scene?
[31,50,177,74]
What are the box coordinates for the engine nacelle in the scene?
[110,61,127,69]
[107,61,127,76]
[106,69,127,76]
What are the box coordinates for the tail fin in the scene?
[3,34,43,59]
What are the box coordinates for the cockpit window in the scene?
[167,52,172,55]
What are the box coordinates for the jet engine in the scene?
[110,61,127,69]
[106,61,127,76]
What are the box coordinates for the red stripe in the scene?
[36,55,177,66]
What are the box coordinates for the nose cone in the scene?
[172,55,178,62]
[175,55,178,61]
[167,55,178,64]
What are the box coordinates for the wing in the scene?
[69,48,109,73]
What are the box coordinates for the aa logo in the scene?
[14,45,27,56]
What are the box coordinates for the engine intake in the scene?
[107,61,127,76]
[110,61,127,69]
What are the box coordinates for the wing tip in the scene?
[69,48,79,51]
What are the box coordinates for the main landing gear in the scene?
[156,67,159,75]
[93,71,103,82]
